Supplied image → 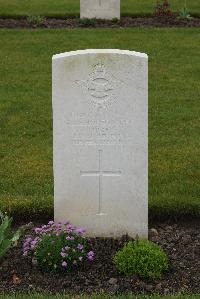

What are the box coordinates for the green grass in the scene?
[0,294,200,299]
[0,28,199,221]
[0,0,199,18]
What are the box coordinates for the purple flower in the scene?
[31,244,35,249]
[67,224,74,230]
[22,237,33,253]
[87,251,94,261]
[64,221,69,225]
[24,237,32,243]
[23,246,29,252]
[79,256,83,262]
[88,255,94,261]
[66,236,74,241]
[30,240,38,249]
[60,252,66,258]
[77,244,84,250]
[87,251,94,257]
[23,242,30,248]
[65,246,70,251]
[48,221,54,225]
[23,251,28,256]
[62,261,67,267]
[55,222,62,228]
[76,227,86,235]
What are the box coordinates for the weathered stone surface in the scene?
[52,49,148,238]
[80,0,120,20]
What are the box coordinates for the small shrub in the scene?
[0,212,22,260]
[78,18,97,27]
[154,0,173,17]
[112,17,119,23]
[22,221,94,273]
[26,15,46,26]
[113,239,168,279]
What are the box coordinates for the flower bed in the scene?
[0,220,199,295]
[0,16,200,29]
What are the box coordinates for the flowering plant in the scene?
[22,221,94,273]
[154,0,173,17]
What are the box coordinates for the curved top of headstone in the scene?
[52,49,148,60]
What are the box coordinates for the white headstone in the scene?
[52,49,148,238]
[80,0,120,20]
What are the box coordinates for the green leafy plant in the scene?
[179,1,191,19]
[112,17,119,23]
[113,239,168,278]
[23,221,94,273]
[0,212,22,260]
[154,0,173,17]
[78,18,97,27]
[26,15,46,26]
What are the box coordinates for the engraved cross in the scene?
[80,150,121,215]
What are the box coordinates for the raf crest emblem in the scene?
[76,63,120,109]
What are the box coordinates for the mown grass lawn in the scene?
[0,0,199,17]
[0,294,200,299]
[0,28,199,221]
